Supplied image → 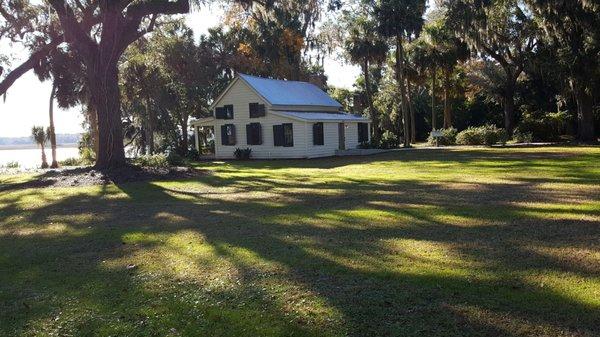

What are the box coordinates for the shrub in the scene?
[456,125,507,146]
[79,147,96,165]
[428,128,458,146]
[515,111,569,142]
[512,129,533,143]
[60,157,83,166]
[379,131,399,149]
[4,161,20,169]
[167,152,185,166]
[234,148,252,160]
[133,154,170,168]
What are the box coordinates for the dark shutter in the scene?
[228,124,236,145]
[249,103,266,118]
[246,124,252,144]
[224,105,234,119]
[221,125,228,145]
[273,125,284,146]
[215,107,225,119]
[257,104,266,117]
[254,123,262,144]
[283,123,294,147]
[313,123,324,145]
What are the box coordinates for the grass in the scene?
[0,146,599,337]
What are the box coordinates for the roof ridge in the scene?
[238,73,316,85]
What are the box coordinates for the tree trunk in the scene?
[48,81,59,168]
[145,98,155,155]
[396,36,410,147]
[503,86,516,135]
[443,70,452,129]
[364,60,379,143]
[431,67,437,131]
[180,118,189,155]
[41,145,48,169]
[88,59,126,169]
[87,103,100,156]
[571,79,596,142]
[407,79,416,143]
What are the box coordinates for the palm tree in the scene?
[345,16,389,144]
[31,126,49,169]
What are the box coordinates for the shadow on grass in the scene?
[1,148,599,336]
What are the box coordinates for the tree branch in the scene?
[48,0,98,59]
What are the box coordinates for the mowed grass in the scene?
[0,146,599,337]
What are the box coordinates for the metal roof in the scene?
[272,111,370,122]
[239,74,343,108]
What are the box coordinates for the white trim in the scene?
[270,110,371,123]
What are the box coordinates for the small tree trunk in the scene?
[443,70,452,129]
[48,81,58,168]
[364,60,380,143]
[503,87,516,135]
[41,145,48,169]
[407,79,416,143]
[180,118,189,155]
[396,35,410,147]
[431,67,437,131]
[145,98,155,155]
[571,79,596,142]
[88,59,126,169]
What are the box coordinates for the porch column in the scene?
[194,126,200,152]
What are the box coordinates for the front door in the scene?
[338,123,346,150]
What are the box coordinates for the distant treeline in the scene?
[0,134,81,146]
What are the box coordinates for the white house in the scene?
[191,73,371,159]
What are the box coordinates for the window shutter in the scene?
[224,105,234,119]
[215,107,225,119]
[283,123,294,147]
[313,123,324,145]
[221,125,228,145]
[257,104,266,117]
[254,123,262,145]
[273,125,284,146]
[229,124,236,145]
[246,124,252,144]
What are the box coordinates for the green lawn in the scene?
[1,146,599,337]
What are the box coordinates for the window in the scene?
[313,122,324,146]
[246,123,263,145]
[273,123,293,147]
[221,124,236,145]
[249,103,266,118]
[215,105,234,119]
[358,123,369,143]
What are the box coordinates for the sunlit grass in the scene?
[0,146,599,336]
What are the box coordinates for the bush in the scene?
[456,125,508,146]
[5,161,20,168]
[79,147,96,165]
[60,157,83,166]
[515,111,569,142]
[379,131,399,149]
[133,154,170,168]
[428,128,458,146]
[167,152,185,166]
[234,148,252,160]
[512,129,533,143]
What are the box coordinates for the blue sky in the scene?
[0,5,364,137]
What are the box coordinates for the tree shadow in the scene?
[1,148,599,336]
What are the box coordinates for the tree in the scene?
[375,0,427,147]
[47,82,58,168]
[525,0,599,141]
[446,0,537,135]
[344,14,388,143]
[31,126,48,169]
[425,18,469,128]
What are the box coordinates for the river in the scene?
[0,147,79,169]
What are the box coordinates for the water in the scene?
[0,147,79,169]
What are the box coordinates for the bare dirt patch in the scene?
[0,166,207,191]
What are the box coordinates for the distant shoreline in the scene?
[0,144,78,150]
